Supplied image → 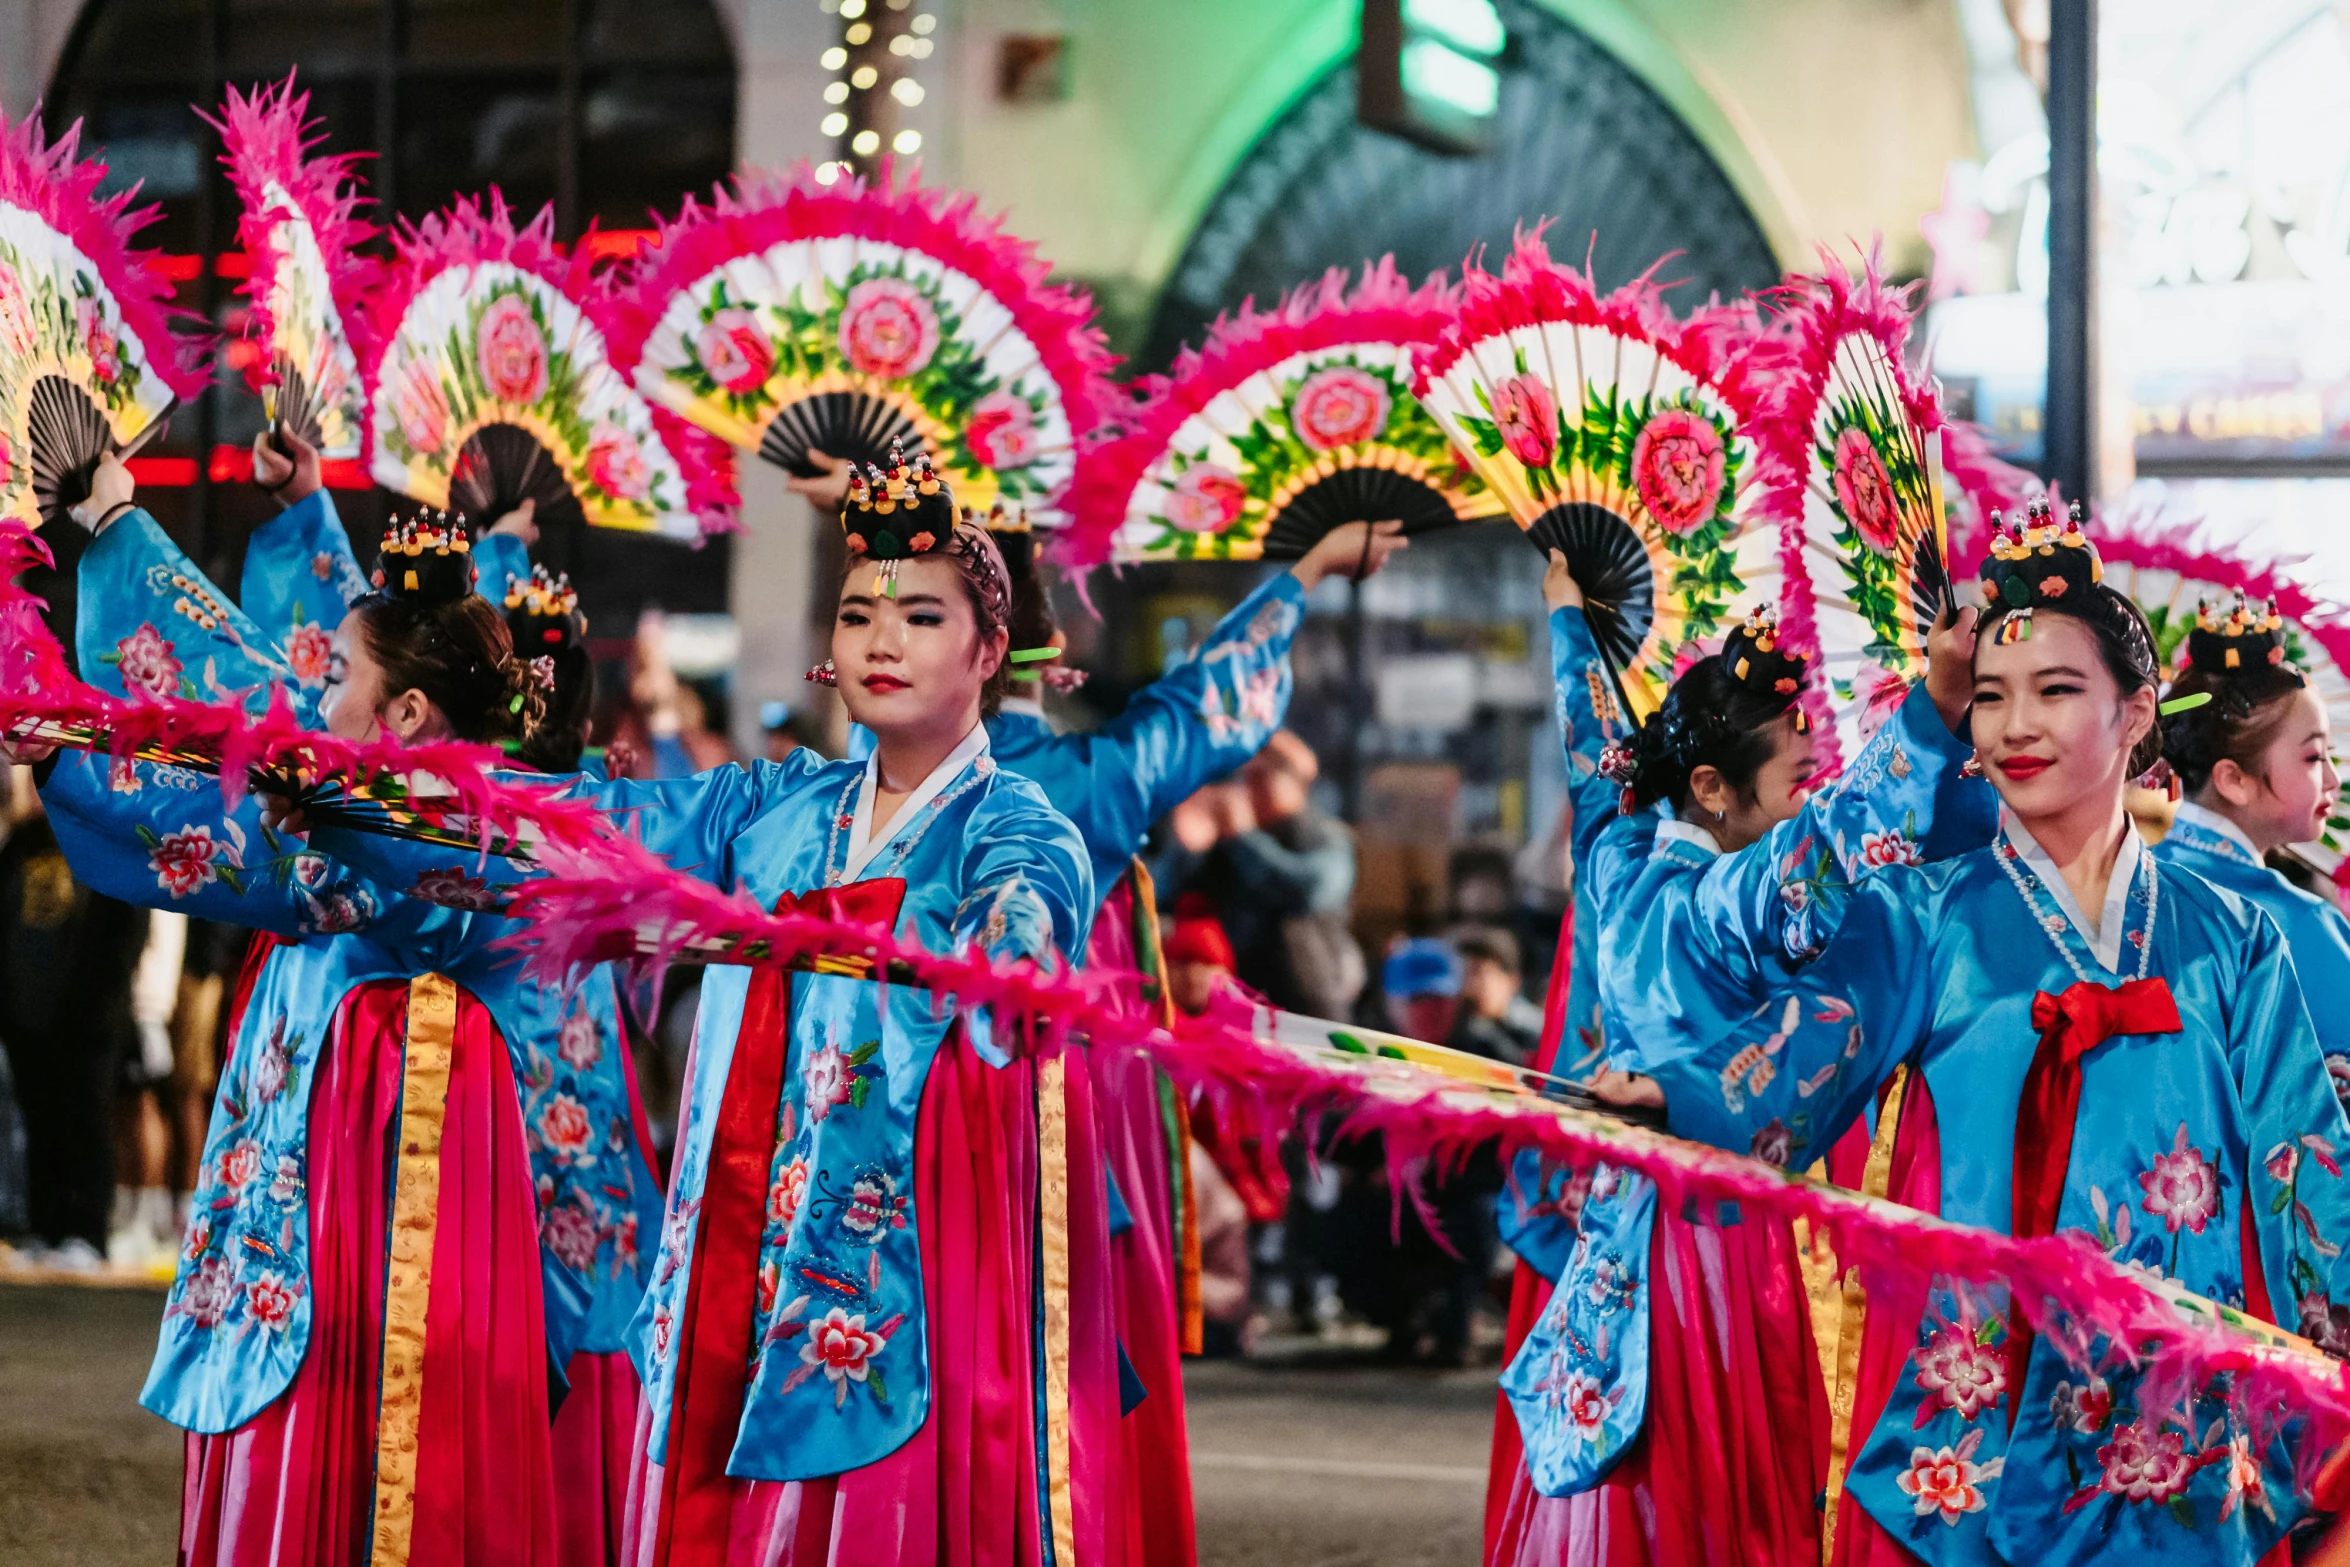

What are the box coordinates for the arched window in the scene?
[43,0,738,621]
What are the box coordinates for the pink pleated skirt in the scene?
[179,978,558,1567]
[556,1351,647,1567]
[1490,1204,1828,1567]
[619,1032,1045,1567]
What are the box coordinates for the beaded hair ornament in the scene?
[976,500,1087,693]
[1595,605,1810,811]
[1978,495,2098,644]
[812,442,1015,687]
[503,563,584,653]
[369,509,477,604]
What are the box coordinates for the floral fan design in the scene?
[612,161,1117,526]
[2100,507,2350,869]
[1068,260,1502,565]
[1412,232,1780,718]
[0,111,204,527]
[209,76,373,461]
[363,196,710,539]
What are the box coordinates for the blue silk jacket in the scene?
[309,739,1094,1482]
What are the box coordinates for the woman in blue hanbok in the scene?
[290,458,1094,1567]
[16,457,620,1567]
[1493,551,1984,1567]
[2153,595,2350,1117]
[1596,509,2350,1567]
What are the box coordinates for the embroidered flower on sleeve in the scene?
[1748,1118,1795,1169]
[286,623,333,687]
[535,1093,597,1165]
[147,825,226,897]
[216,1137,262,1197]
[1858,829,1924,868]
[2048,1375,2112,1435]
[409,867,505,912]
[800,1308,895,1407]
[171,1254,238,1331]
[243,1271,299,1334]
[2063,1418,2216,1512]
[767,1159,809,1234]
[2219,1433,2275,1524]
[803,1043,857,1122]
[112,623,185,701]
[1894,1429,2003,1525]
[650,1305,675,1367]
[557,1012,603,1071]
[541,1188,605,1273]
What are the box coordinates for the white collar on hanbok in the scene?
[2002,808,2145,975]
[998,695,1047,723]
[2168,799,2262,865]
[1654,816,1724,858]
[844,722,991,882]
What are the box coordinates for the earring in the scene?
[805,659,837,687]
[1715,808,1726,822]
[1960,750,1984,779]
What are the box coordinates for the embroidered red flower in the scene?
[2077,1418,2207,1507]
[1164,464,1247,535]
[476,294,551,405]
[558,1012,603,1071]
[151,824,228,897]
[311,550,336,581]
[244,1271,298,1334]
[1562,1371,1611,1436]
[536,1093,596,1163]
[757,1259,781,1317]
[409,867,503,913]
[1291,366,1392,452]
[2139,1121,2220,1235]
[1491,374,1558,469]
[2048,1374,2112,1435]
[217,1137,262,1195]
[268,1154,303,1206]
[839,278,941,378]
[587,423,651,502]
[286,623,333,687]
[697,308,775,395]
[2220,1433,2274,1523]
[650,1305,674,1365]
[181,1217,212,1264]
[966,389,1040,470]
[393,363,451,454]
[768,1159,809,1232]
[1895,1431,2003,1526]
[800,1307,891,1402]
[1860,829,1924,869]
[1630,406,1728,535]
[114,624,184,701]
[2266,1141,2299,1184]
[1912,1321,2007,1422]
[1831,426,1900,554]
[541,1190,603,1273]
[803,1045,856,1123]
[250,1019,292,1105]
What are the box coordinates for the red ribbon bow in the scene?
[2004,976,2182,1424]
[651,878,906,1564]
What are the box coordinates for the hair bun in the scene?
[503,563,584,655]
[371,510,478,606]
[2183,592,2301,687]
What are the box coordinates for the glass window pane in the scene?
[581,69,735,228]
[395,74,561,221]
[404,0,567,69]
[583,0,732,67]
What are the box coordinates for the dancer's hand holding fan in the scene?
[209,75,373,462]
[1067,258,1500,565]
[363,195,718,539]
[0,111,203,528]
[613,160,1116,526]
[1412,230,1781,719]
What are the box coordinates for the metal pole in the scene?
[2044,0,2097,507]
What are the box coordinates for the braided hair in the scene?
[350,513,544,745]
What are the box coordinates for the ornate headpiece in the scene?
[2183,592,2298,685]
[1595,606,1810,814]
[842,441,956,596]
[1720,606,1811,722]
[1979,496,2101,643]
[370,509,476,604]
[503,563,583,652]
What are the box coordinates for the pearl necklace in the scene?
[1992,831,2158,987]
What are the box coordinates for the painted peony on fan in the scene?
[210,76,373,461]
[0,112,202,527]
[1068,260,1502,565]
[364,196,715,539]
[1413,232,1780,718]
[614,161,1116,526]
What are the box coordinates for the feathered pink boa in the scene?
[0,108,209,403]
[1060,257,1456,568]
[205,74,382,397]
[4,514,2349,1449]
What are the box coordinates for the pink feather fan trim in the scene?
[0,107,208,403]
[610,157,1120,449]
[205,73,382,395]
[1060,256,1456,567]
[6,506,2349,1450]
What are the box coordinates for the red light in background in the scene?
[130,448,373,491]
[579,229,657,264]
[213,252,252,280]
[126,457,199,486]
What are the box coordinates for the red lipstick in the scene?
[1996,754,2052,782]
[861,673,909,693]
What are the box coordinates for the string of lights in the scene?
[817,0,937,183]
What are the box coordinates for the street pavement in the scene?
[0,1283,1494,1567]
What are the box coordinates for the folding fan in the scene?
[614,161,1117,527]
[2101,509,2350,869]
[0,112,202,527]
[1068,260,1503,565]
[1412,232,1781,718]
[363,197,715,539]
[210,77,373,461]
